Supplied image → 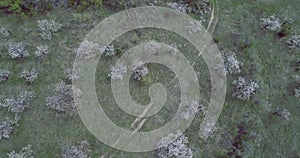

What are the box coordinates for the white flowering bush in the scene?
[65,68,80,81]
[167,2,190,13]
[158,131,193,158]
[232,77,259,100]
[35,45,50,57]
[221,50,243,75]
[8,42,29,59]
[37,19,62,40]
[61,140,91,158]
[0,70,10,82]
[260,16,282,32]
[0,119,13,141]
[0,91,35,113]
[292,74,300,83]
[109,64,127,80]
[7,144,34,158]
[286,35,300,49]
[1,27,10,37]
[179,100,200,119]
[76,40,102,60]
[46,81,80,115]
[144,40,161,54]
[21,68,38,84]
[103,44,116,56]
[294,87,300,98]
[131,61,149,80]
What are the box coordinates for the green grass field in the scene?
[0,0,299,157]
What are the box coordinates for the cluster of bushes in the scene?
[0,0,103,16]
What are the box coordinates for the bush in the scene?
[260,16,282,32]
[7,144,34,158]
[65,68,80,81]
[8,42,29,59]
[286,35,300,49]
[76,40,102,60]
[0,91,35,113]
[157,131,193,158]
[0,70,10,82]
[109,64,127,80]
[37,19,62,40]
[294,87,300,98]
[232,77,259,100]
[221,50,243,75]
[61,140,91,158]
[46,81,80,115]
[35,45,50,57]
[69,0,102,10]
[103,44,116,56]
[0,27,10,37]
[21,68,38,83]
[130,61,149,81]
[0,119,13,141]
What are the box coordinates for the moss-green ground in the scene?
[0,0,299,157]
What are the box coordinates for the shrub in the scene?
[144,40,161,54]
[21,68,38,83]
[109,64,127,80]
[0,70,10,82]
[270,107,291,120]
[179,100,200,119]
[103,44,116,56]
[130,61,149,80]
[260,16,282,32]
[37,19,62,40]
[69,0,102,10]
[8,42,29,59]
[221,50,243,75]
[292,74,300,83]
[46,81,80,115]
[0,119,13,141]
[0,91,35,113]
[35,45,50,57]
[7,144,34,158]
[65,68,80,81]
[61,140,91,158]
[76,40,102,60]
[1,27,10,36]
[232,77,259,100]
[286,35,300,49]
[294,87,300,98]
[158,131,193,158]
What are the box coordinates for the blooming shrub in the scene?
[0,91,35,113]
[76,40,102,60]
[61,140,91,158]
[46,81,79,115]
[286,35,300,49]
[109,64,127,80]
[143,40,161,54]
[0,70,10,82]
[130,61,149,80]
[7,144,34,158]
[65,68,80,81]
[35,45,50,57]
[294,87,300,98]
[221,50,243,75]
[103,44,116,56]
[179,100,200,119]
[167,2,190,13]
[158,131,193,158]
[8,42,29,59]
[37,19,62,40]
[232,77,259,100]
[0,119,13,141]
[21,68,38,83]
[1,27,10,36]
[260,16,282,32]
